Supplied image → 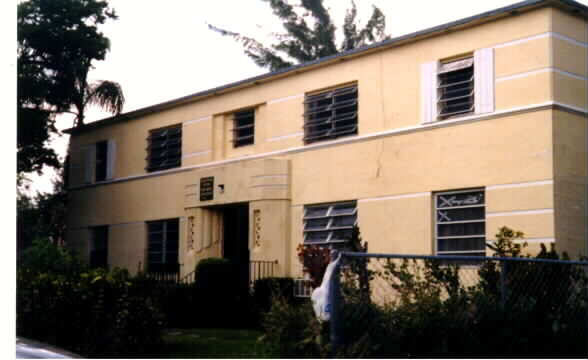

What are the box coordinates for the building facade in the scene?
[65,0,588,282]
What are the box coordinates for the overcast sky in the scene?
[25,0,588,193]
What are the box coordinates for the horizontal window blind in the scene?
[438,58,474,119]
[303,201,357,245]
[147,218,180,274]
[232,109,255,147]
[146,125,182,172]
[435,189,486,256]
[304,85,358,144]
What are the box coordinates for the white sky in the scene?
[23,0,588,193]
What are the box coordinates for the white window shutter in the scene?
[83,145,96,184]
[421,61,439,124]
[106,139,116,180]
[474,48,495,114]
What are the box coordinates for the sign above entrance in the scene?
[200,176,214,201]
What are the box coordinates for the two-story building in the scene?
[65,0,588,284]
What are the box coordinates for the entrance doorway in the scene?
[221,203,250,292]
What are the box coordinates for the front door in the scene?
[222,203,250,293]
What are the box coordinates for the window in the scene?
[146,125,182,172]
[83,140,115,183]
[95,140,108,182]
[435,189,486,256]
[421,48,494,124]
[90,226,108,269]
[233,108,255,147]
[438,57,474,119]
[147,218,180,274]
[304,85,358,144]
[303,201,357,246]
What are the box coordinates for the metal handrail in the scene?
[250,260,278,286]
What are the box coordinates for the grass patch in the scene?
[153,328,272,358]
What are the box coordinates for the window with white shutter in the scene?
[95,140,108,182]
[421,48,494,124]
[83,139,116,183]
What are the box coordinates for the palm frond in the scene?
[85,80,125,115]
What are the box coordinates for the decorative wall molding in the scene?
[514,237,555,244]
[496,67,587,82]
[267,132,304,142]
[486,208,554,217]
[267,93,304,105]
[183,150,212,159]
[183,115,212,126]
[487,179,553,190]
[359,192,430,203]
[253,210,262,248]
[493,31,587,49]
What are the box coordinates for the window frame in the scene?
[146,218,180,274]
[434,188,486,257]
[437,56,475,120]
[232,108,255,147]
[146,124,182,173]
[303,85,358,144]
[303,201,357,246]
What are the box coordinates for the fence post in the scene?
[329,250,342,358]
[585,263,588,358]
[500,259,508,307]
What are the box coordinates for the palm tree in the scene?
[69,70,125,127]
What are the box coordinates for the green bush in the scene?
[258,297,329,358]
[260,227,587,358]
[252,277,295,313]
[191,257,255,328]
[194,257,234,293]
[335,227,588,357]
[17,241,166,357]
[18,238,85,276]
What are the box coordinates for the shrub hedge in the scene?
[17,266,165,358]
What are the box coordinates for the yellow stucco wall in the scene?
[552,37,588,77]
[67,7,560,186]
[66,5,588,276]
[553,110,588,257]
[551,7,588,43]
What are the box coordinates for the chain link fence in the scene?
[328,252,588,358]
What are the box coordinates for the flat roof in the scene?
[65,0,587,135]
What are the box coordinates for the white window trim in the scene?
[106,139,116,180]
[422,48,495,124]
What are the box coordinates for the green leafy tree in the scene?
[209,0,390,71]
[17,170,68,252]
[17,0,125,175]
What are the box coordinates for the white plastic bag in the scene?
[311,253,341,321]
